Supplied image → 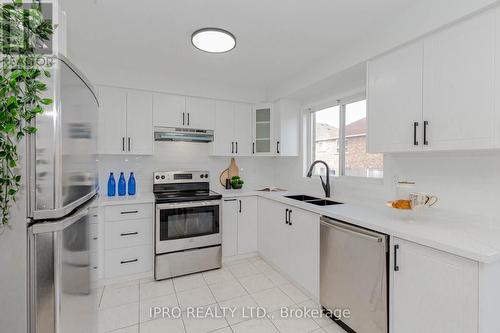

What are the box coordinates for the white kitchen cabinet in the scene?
[273,99,300,156]
[98,87,127,155]
[237,196,258,254]
[391,238,478,333]
[367,9,496,153]
[423,10,495,151]
[222,198,239,257]
[222,196,258,257]
[253,104,274,155]
[186,96,215,130]
[258,198,320,298]
[367,41,423,153]
[211,101,253,156]
[153,93,186,128]
[98,86,153,155]
[126,91,153,154]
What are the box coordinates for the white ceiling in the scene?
[63,0,496,101]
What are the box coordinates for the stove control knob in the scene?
[205,174,209,178]
[155,175,160,180]
[200,174,204,178]
[161,175,165,179]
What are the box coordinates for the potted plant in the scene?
[231,176,244,189]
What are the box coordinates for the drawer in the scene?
[105,245,152,278]
[89,206,99,224]
[105,219,152,250]
[104,203,153,221]
[89,223,99,253]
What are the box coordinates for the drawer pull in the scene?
[120,232,138,236]
[92,237,98,240]
[120,210,139,215]
[120,259,138,264]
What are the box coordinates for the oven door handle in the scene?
[156,200,222,210]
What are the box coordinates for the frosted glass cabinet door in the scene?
[253,104,273,155]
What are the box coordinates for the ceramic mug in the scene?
[409,192,438,209]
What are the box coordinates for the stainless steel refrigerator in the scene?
[0,54,99,333]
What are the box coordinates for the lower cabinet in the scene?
[222,196,258,257]
[391,237,478,333]
[258,198,320,299]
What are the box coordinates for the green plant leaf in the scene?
[40,98,52,105]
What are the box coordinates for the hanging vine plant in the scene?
[0,0,54,225]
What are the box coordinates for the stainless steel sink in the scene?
[285,195,343,206]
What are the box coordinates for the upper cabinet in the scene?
[98,86,153,155]
[153,93,186,128]
[367,41,423,153]
[153,94,215,130]
[211,101,252,156]
[253,104,274,155]
[423,10,495,151]
[274,99,300,156]
[367,9,497,153]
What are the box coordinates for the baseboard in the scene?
[222,252,259,263]
[91,270,153,288]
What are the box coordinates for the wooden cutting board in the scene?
[219,158,239,187]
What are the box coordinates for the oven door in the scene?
[155,200,221,254]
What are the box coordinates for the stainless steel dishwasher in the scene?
[320,216,388,333]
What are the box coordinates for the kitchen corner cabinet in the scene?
[273,99,300,156]
[153,94,215,130]
[222,196,258,257]
[391,238,478,333]
[258,198,320,299]
[253,104,274,155]
[98,86,153,155]
[367,9,496,153]
[211,101,252,156]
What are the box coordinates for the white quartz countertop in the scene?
[213,188,500,264]
[99,192,155,206]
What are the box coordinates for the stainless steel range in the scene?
[153,171,223,280]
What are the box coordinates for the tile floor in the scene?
[96,256,344,333]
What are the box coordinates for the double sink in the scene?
[284,195,343,206]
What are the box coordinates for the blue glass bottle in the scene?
[128,172,136,196]
[118,172,126,196]
[107,172,116,197]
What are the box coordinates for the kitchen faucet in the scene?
[306,160,331,198]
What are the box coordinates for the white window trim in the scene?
[304,94,383,183]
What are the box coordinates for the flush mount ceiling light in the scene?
[191,28,236,53]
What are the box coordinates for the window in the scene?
[308,98,383,179]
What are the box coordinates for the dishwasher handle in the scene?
[320,217,386,244]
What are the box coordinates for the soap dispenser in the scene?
[118,172,126,196]
[128,172,136,196]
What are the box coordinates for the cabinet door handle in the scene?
[231,142,234,154]
[224,199,237,202]
[413,122,419,146]
[394,244,400,271]
[182,112,185,126]
[120,210,139,215]
[288,209,292,225]
[120,232,138,236]
[423,121,429,146]
[239,200,242,213]
[120,258,138,264]
[187,113,190,126]
[252,142,255,154]
[235,142,238,154]
[285,209,289,224]
[128,137,131,151]
[122,137,125,151]
[277,141,280,154]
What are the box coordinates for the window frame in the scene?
[305,93,383,182]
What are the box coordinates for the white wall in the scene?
[98,142,276,195]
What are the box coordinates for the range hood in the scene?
[154,127,214,143]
